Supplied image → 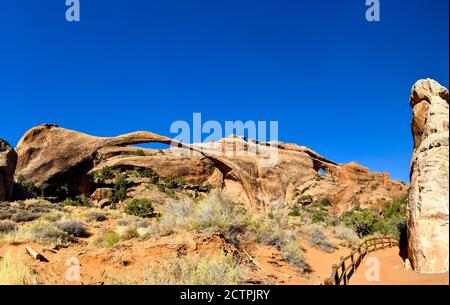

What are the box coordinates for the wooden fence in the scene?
[324,236,398,285]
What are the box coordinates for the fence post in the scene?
[332,263,339,285]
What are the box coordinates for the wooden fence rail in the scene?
[324,236,398,285]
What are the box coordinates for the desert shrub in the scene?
[93,231,120,247]
[56,220,89,237]
[145,251,240,285]
[307,225,337,253]
[87,211,107,222]
[333,224,361,247]
[250,215,286,246]
[151,193,247,241]
[124,198,154,218]
[27,206,50,214]
[138,222,173,238]
[117,217,150,228]
[28,222,70,245]
[0,220,17,233]
[118,226,139,240]
[249,211,311,272]
[0,252,36,285]
[0,211,13,220]
[158,198,194,228]
[280,240,311,273]
[189,192,247,242]
[40,211,65,222]
[11,211,40,223]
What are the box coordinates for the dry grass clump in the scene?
[0,252,37,285]
[157,198,194,229]
[143,191,247,242]
[145,251,240,285]
[116,217,150,228]
[1,222,71,246]
[280,240,310,272]
[189,192,247,240]
[248,211,310,273]
[116,226,139,241]
[11,211,40,223]
[0,199,65,223]
[28,222,71,245]
[333,224,361,248]
[307,224,337,253]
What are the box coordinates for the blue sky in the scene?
[0,0,448,182]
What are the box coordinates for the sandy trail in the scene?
[350,247,449,285]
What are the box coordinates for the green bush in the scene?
[300,205,336,226]
[61,195,91,207]
[379,197,407,237]
[132,149,145,156]
[339,196,407,238]
[288,206,301,217]
[299,195,313,202]
[109,174,129,203]
[99,166,115,181]
[93,231,120,247]
[340,209,382,237]
[124,199,154,218]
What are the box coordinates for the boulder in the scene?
[91,188,113,202]
[408,79,449,273]
[0,138,17,201]
[97,199,112,209]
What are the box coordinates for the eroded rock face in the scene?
[15,124,408,213]
[15,124,179,196]
[0,138,17,201]
[408,79,449,273]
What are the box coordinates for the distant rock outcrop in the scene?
[408,79,449,273]
[0,138,17,201]
[15,124,407,213]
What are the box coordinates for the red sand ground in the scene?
[350,247,449,285]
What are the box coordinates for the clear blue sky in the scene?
[0,1,448,182]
